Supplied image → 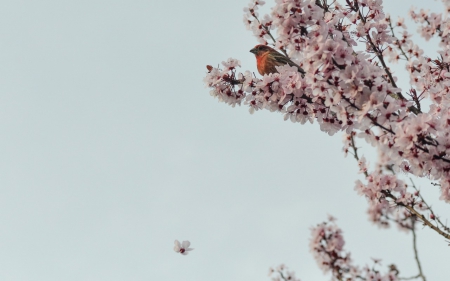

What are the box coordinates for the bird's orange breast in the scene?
[256,52,270,75]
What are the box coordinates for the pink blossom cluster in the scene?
[204,58,246,107]
[204,0,450,204]
[268,264,301,281]
[381,15,423,64]
[342,133,437,231]
[243,0,272,46]
[309,218,398,281]
[353,155,416,230]
[409,1,450,47]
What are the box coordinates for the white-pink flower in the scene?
[173,240,194,255]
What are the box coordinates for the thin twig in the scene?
[278,270,288,281]
[399,274,421,280]
[350,134,369,177]
[409,178,450,233]
[411,219,427,281]
[382,191,450,240]
[387,18,410,61]
[250,12,290,57]
[347,134,450,239]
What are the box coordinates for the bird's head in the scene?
[250,45,274,57]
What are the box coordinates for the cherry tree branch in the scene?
[386,17,410,61]
[249,9,290,57]
[351,2,421,115]
[348,135,450,240]
[409,178,450,233]
[381,191,450,240]
[350,133,368,177]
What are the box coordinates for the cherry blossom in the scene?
[309,218,399,281]
[268,264,301,281]
[173,240,194,255]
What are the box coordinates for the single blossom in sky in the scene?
[173,240,194,255]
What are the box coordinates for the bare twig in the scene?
[278,270,289,281]
[411,219,427,281]
[399,274,422,280]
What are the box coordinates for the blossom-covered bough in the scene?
[204,0,450,280]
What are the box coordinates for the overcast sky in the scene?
[0,0,448,280]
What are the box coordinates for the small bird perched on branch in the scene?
[250,45,305,76]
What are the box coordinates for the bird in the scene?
[250,45,305,76]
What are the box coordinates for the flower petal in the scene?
[173,240,181,252]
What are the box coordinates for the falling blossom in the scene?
[173,240,194,255]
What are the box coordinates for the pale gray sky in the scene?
[0,0,448,280]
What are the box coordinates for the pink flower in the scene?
[173,240,194,255]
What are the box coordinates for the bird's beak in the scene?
[250,48,256,54]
